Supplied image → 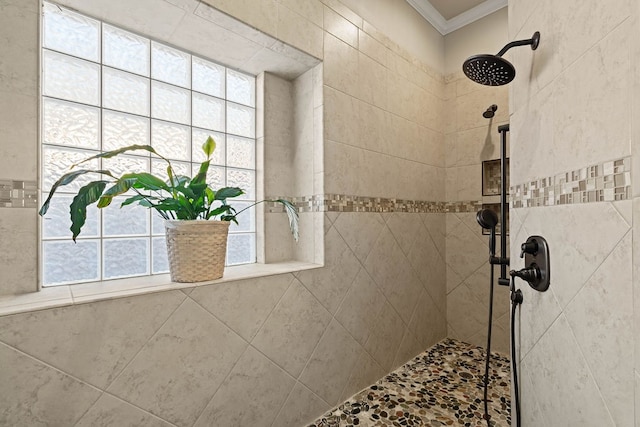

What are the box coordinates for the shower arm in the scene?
[495,32,541,57]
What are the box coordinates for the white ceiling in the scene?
[406,0,507,35]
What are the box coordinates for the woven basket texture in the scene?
[165,220,230,283]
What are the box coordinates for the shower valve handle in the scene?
[520,241,538,258]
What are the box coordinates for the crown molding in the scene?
[407,0,508,35]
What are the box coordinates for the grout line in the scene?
[103,293,188,392]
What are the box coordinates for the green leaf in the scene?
[125,173,170,192]
[69,181,108,241]
[39,169,115,216]
[202,136,216,158]
[276,199,299,242]
[214,187,244,201]
[207,204,233,219]
[97,177,139,208]
[72,145,160,168]
[120,194,151,207]
[190,160,210,188]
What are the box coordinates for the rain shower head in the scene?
[483,104,498,119]
[463,32,540,86]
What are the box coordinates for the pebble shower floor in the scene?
[309,338,511,427]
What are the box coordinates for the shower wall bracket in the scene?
[511,235,551,291]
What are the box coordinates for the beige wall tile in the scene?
[195,346,295,427]
[0,343,102,426]
[200,0,278,37]
[251,278,331,377]
[332,212,385,263]
[340,348,386,401]
[323,5,358,48]
[357,52,388,109]
[358,29,388,67]
[277,4,323,59]
[0,291,185,389]
[334,267,386,346]
[564,232,633,427]
[323,87,359,146]
[523,315,616,426]
[363,300,405,371]
[273,382,330,426]
[299,319,362,406]
[0,209,37,295]
[323,32,358,96]
[278,0,323,27]
[76,394,173,427]
[408,289,446,349]
[295,226,360,314]
[108,299,247,427]
[189,274,292,341]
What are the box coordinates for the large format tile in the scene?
[333,212,385,263]
[564,232,633,427]
[523,315,615,426]
[408,221,446,309]
[365,228,422,323]
[323,32,358,96]
[0,343,101,426]
[553,22,631,175]
[0,209,38,295]
[76,394,173,427]
[522,203,630,309]
[189,274,292,341]
[408,289,446,349]
[108,298,247,427]
[195,346,295,427]
[295,226,360,314]
[0,291,185,389]
[335,267,386,346]
[364,300,405,371]
[272,382,330,427]
[445,219,489,282]
[299,319,362,406]
[252,278,332,377]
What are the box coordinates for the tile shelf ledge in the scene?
[0,261,322,317]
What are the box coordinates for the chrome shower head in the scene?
[463,32,540,86]
[483,104,498,119]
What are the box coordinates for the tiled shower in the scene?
[1,0,638,426]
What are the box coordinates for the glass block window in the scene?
[40,2,256,286]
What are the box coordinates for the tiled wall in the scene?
[0,0,448,425]
[443,71,511,354]
[509,0,637,425]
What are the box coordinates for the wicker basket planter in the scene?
[165,220,230,283]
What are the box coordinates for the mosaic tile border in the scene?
[0,180,37,208]
[510,157,631,208]
[266,196,484,214]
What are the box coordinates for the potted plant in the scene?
[39,136,298,283]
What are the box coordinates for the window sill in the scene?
[0,261,322,317]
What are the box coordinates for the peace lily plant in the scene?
[39,136,299,282]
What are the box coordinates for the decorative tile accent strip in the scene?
[266,195,484,214]
[510,157,631,208]
[0,180,38,208]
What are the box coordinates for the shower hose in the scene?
[483,269,523,427]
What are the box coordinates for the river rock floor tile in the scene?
[309,338,510,427]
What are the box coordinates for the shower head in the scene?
[483,104,498,119]
[477,208,499,256]
[463,32,540,86]
[476,209,498,229]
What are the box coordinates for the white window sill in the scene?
[0,261,322,317]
